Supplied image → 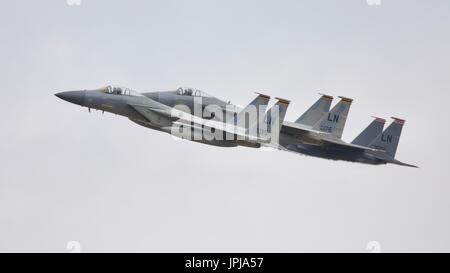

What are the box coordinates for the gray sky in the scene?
[0,0,449,252]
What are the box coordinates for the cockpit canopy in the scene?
[176,87,213,98]
[98,85,143,97]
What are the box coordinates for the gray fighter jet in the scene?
[55,85,417,167]
[279,97,417,167]
[55,86,286,149]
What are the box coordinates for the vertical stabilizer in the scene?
[312,96,353,138]
[255,97,290,137]
[368,117,405,157]
[295,93,333,127]
[351,116,386,147]
[236,92,270,128]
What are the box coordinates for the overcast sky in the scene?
[1,0,449,252]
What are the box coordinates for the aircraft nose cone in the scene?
[55,91,86,106]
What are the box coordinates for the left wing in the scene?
[128,103,174,127]
[321,137,384,153]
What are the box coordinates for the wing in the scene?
[171,116,270,143]
[129,102,271,143]
[321,137,384,153]
[281,121,383,153]
[128,103,174,127]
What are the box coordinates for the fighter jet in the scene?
[55,85,416,167]
[278,96,417,167]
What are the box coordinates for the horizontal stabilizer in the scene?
[388,159,419,168]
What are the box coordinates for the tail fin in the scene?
[312,96,353,138]
[255,97,290,136]
[275,98,290,118]
[351,116,386,147]
[236,92,270,128]
[295,93,333,127]
[368,117,405,157]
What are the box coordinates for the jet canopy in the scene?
[98,85,143,97]
[176,87,213,98]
